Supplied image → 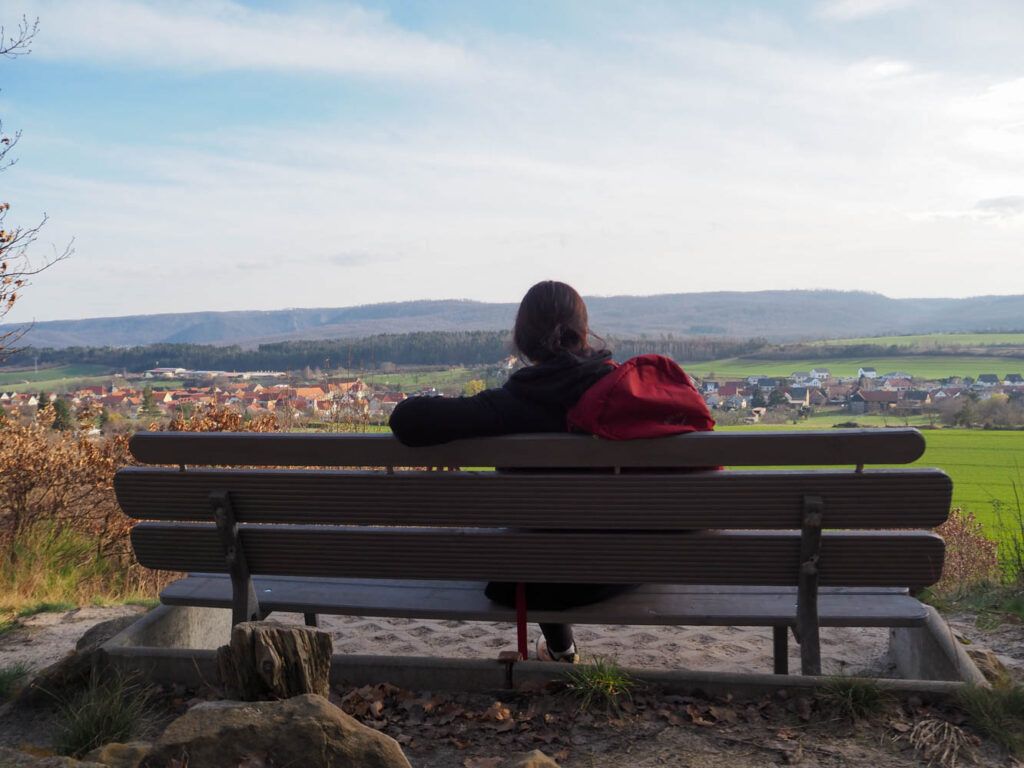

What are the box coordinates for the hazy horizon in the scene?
[9,287,1024,326]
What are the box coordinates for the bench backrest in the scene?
[118,429,950,590]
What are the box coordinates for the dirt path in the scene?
[0,605,148,672]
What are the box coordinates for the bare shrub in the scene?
[0,421,131,557]
[0,405,278,610]
[933,508,1000,594]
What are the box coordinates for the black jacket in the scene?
[388,351,614,447]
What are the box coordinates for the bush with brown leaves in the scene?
[164,404,278,433]
[933,507,1000,593]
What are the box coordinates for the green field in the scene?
[0,364,121,392]
[722,423,1024,542]
[686,355,1023,380]
[360,367,485,393]
[816,332,1024,347]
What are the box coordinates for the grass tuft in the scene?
[16,601,76,618]
[564,657,637,712]
[0,662,32,701]
[53,672,155,758]
[957,682,1024,757]
[819,677,894,721]
[0,615,17,636]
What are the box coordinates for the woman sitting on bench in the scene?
[390,280,708,662]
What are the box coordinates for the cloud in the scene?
[817,0,920,21]
[973,195,1024,218]
[914,195,1024,222]
[26,0,473,79]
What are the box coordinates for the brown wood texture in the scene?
[116,467,952,530]
[128,428,927,468]
[131,525,945,588]
[215,621,332,700]
[164,575,930,627]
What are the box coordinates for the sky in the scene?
[2,0,1023,323]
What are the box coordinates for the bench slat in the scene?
[131,525,944,588]
[129,429,926,468]
[162,575,929,627]
[116,467,951,529]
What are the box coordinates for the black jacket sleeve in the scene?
[388,388,566,447]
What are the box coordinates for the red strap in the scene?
[515,582,528,660]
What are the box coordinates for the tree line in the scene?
[2,332,767,372]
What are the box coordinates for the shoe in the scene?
[536,636,580,663]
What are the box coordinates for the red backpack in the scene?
[566,354,715,439]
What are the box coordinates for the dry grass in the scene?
[908,717,978,768]
[0,521,166,617]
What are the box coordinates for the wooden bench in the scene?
[116,428,951,676]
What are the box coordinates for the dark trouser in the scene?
[484,581,638,654]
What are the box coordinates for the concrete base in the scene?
[102,604,987,697]
[890,605,988,686]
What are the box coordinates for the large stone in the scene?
[0,746,106,767]
[81,742,151,768]
[15,616,139,709]
[139,694,410,768]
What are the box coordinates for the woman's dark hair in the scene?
[513,281,599,362]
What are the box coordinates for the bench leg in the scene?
[798,495,824,676]
[304,613,320,628]
[773,626,789,675]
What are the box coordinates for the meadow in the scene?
[685,355,1023,380]
[360,366,482,392]
[0,364,119,392]
[814,332,1024,347]
[722,422,1024,542]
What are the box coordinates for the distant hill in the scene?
[8,291,1024,349]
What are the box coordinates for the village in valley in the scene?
[3,356,1024,430]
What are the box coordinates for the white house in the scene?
[858,367,878,379]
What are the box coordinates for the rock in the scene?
[966,647,1012,685]
[503,750,562,767]
[75,616,138,653]
[82,742,151,768]
[139,694,410,768]
[15,616,139,709]
[0,746,106,767]
[216,621,333,700]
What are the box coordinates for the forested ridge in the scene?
[2,332,768,371]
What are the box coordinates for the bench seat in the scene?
[162,574,929,628]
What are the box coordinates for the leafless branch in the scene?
[0,16,38,58]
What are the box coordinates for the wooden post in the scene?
[797,495,823,676]
[211,490,261,627]
[217,621,333,701]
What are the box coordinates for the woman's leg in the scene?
[538,623,574,655]
[486,582,637,658]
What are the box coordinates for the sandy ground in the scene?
[317,615,898,677]
[2,604,1020,682]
